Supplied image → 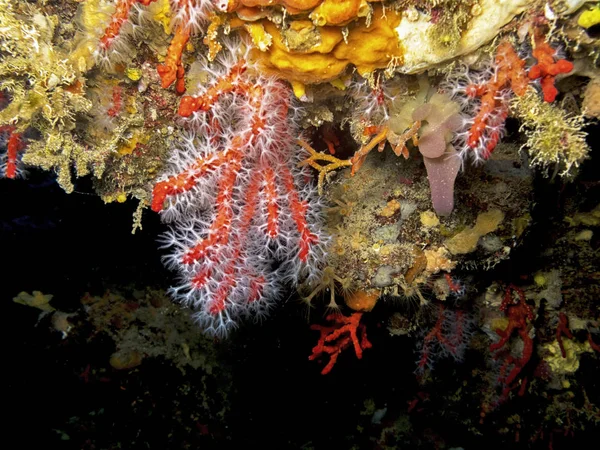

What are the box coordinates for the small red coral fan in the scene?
[447,41,528,163]
[106,86,123,117]
[94,0,158,65]
[157,24,190,94]
[490,284,534,402]
[94,0,214,88]
[466,41,528,160]
[309,312,372,375]
[416,303,474,373]
[588,332,600,353]
[157,0,217,93]
[528,34,573,103]
[0,125,26,179]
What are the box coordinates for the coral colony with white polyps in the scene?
[151,44,328,336]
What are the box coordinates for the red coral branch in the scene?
[446,40,530,164]
[556,312,574,358]
[1,125,27,179]
[528,33,573,103]
[416,304,473,373]
[157,0,217,93]
[490,284,535,401]
[465,41,528,159]
[97,0,157,54]
[157,24,191,94]
[309,312,372,375]
[588,332,600,353]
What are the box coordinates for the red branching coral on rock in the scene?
[92,0,215,92]
[490,284,535,402]
[556,312,574,358]
[416,303,475,373]
[528,33,574,103]
[151,44,327,336]
[0,125,26,179]
[157,0,216,93]
[93,0,159,66]
[447,41,528,163]
[309,312,372,375]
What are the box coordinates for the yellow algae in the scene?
[534,272,547,287]
[118,129,149,155]
[544,339,592,375]
[309,0,366,26]
[329,77,349,90]
[149,0,172,34]
[291,81,307,99]
[13,291,55,312]
[235,0,533,80]
[566,204,600,227]
[573,229,593,241]
[424,247,456,274]
[125,67,143,81]
[491,317,510,333]
[380,199,401,217]
[283,20,323,52]
[110,349,144,370]
[51,311,74,338]
[245,22,273,51]
[578,4,600,29]
[445,209,505,255]
[420,211,440,228]
[512,89,590,175]
[71,0,115,70]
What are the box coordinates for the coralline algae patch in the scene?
[325,141,533,299]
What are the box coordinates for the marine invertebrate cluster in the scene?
[235,0,540,89]
[0,0,103,191]
[409,92,463,216]
[92,0,159,67]
[157,0,216,93]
